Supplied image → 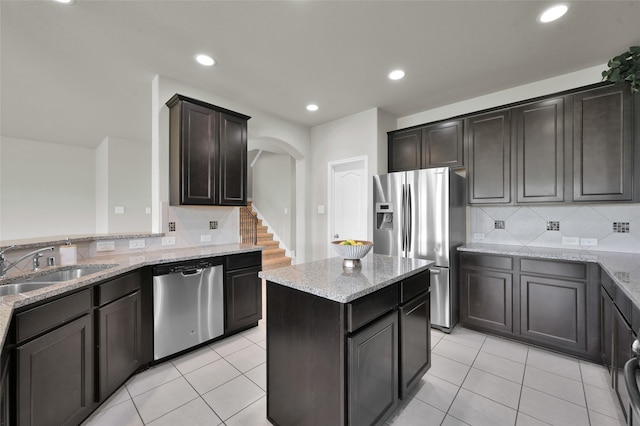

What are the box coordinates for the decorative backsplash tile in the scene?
[168,222,176,232]
[470,204,640,254]
[613,222,630,233]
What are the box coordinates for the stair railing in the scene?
[239,206,258,244]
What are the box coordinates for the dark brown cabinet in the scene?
[399,291,430,399]
[266,270,430,426]
[388,128,422,172]
[167,94,250,206]
[514,97,566,203]
[460,253,599,361]
[466,110,511,204]
[225,252,262,333]
[96,271,145,400]
[0,348,11,426]
[388,120,463,172]
[348,311,399,426]
[13,289,94,426]
[573,84,634,202]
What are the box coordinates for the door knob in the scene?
[333,234,339,238]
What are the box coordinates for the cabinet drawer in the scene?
[227,251,262,270]
[96,271,141,306]
[462,254,512,271]
[521,259,586,280]
[16,289,92,342]
[347,285,398,333]
[601,269,616,298]
[400,271,430,303]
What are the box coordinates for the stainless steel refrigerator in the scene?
[373,167,465,332]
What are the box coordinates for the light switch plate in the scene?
[162,237,176,246]
[472,233,485,241]
[96,241,115,252]
[200,234,212,242]
[562,237,579,245]
[129,239,145,249]
[115,206,125,214]
[581,238,598,246]
[317,205,325,214]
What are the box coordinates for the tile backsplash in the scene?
[470,204,640,253]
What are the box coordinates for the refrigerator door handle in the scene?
[430,268,442,275]
[407,183,412,251]
[400,184,405,251]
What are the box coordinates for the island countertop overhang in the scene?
[258,254,433,303]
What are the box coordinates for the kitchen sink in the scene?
[34,265,113,282]
[0,282,58,296]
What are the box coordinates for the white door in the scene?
[328,156,368,257]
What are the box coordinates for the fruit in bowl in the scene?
[331,239,373,260]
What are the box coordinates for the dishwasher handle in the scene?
[181,268,204,277]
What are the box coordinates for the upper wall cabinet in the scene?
[573,84,634,202]
[514,97,566,203]
[466,110,511,204]
[167,94,250,206]
[388,119,463,172]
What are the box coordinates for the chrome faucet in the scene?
[0,246,55,278]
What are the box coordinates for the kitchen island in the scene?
[259,254,432,426]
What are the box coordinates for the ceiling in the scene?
[2,1,639,148]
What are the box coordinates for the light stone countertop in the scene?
[458,243,640,311]
[0,243,263,348]
[259,254,433,303]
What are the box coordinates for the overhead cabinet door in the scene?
[466,110,511,204]
[514,97,565,203]
[573,84,633,201]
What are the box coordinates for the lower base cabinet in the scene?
[348,311,399,426]
[17,314,94,426]
[460,253,599,361]
[399,291,431,399]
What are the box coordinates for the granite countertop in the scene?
[458,243,640,310]
[0,243,263,348]
[259,254,433,303]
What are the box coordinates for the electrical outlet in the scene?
[162,237,176,246]
[96,241,115,252]
[472,233,485,241]
[581,238,598,246]
[562,237,579,245]
[145,207,151,214]
[200,234,212,242]
[129,239,145,249]
[114,206,125,214]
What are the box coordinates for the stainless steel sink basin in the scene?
[35,265,112,282]
[0,282,57,296]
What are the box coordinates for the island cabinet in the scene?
[167,94,251,206]
[388,119,463,172]
[225,252,262,333]
[263,257,431,426]
[460,252,600,361]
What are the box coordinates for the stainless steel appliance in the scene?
[152,258,224,360]
[373,167,465,332]
[625,338,640,425]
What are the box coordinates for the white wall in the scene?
[151,75,312,261]
[309,108,395,260]
[0,136,96,239]
[96,137,151,233]
[252,151,294,251]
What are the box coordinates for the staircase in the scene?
[247,202,292,271]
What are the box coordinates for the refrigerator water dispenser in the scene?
[376,203,394,230]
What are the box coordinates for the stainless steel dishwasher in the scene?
[152,258,224,360]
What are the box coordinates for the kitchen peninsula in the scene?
[259,254,432,426]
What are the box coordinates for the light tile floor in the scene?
[83,323,626,426]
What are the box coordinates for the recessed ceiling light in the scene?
[539,4,568,23]
[53,0,75,4]
[306,104,319,112]
[388,70,405,80]
[195,54,215,67]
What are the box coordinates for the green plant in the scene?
[602,46,640,93]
